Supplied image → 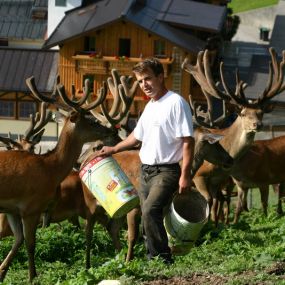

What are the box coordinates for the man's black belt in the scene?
[141,163,180,172]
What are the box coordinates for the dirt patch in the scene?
[142,273,229,285]
[266,261,285,275]
[141,264,285,285]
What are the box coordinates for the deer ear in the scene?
[69,111,80,123]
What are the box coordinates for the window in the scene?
[19,101,37,119]
[82,74,95,93]
[55,0,66,7]
[84,36,96,52]
[0,101,15,118]
[154,40,166,58]
[119,38,131,57]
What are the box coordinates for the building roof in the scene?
[270,14,285,55]
[0,0,47,40]
[223,52,285,104]
[0,48,58,93]
[43,0,226,53]
[156,0,226,32]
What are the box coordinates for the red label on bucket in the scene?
[79,156,105,178]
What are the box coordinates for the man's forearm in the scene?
[181,136,195,178]
[113,131,140,153]
[97,131,140,157]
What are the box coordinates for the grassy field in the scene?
[231,185,278,210]
[0,188,284,284]
[228,0,279,14]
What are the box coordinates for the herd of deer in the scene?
[0,47,284,282]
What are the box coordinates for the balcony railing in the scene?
[72,55,173,76]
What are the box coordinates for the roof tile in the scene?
[0,48,58,92]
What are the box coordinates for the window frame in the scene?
[154,39,166,58]
[119,38,131,57]
[18,101,37,120]
[0,37,8,47]
[84,36,96,52]
[0,100,15,119]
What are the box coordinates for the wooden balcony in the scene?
[72,55,173,76]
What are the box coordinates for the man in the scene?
[97,57,194,264]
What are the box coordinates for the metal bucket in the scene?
[79,156,139,218]
[164,189,209,253]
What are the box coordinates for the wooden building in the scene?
[44,0,228,118]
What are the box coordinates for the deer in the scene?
[0,71,137,282]
[230,134,285,223]
[0,70,142,268]
[0,102,52,238]
[182,47,285,227]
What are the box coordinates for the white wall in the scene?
[0,119,93,155]
[48,0,82,38]
[0,119,60,139]
[8,40,44,49]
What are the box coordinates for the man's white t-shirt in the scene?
[133,91,193,165]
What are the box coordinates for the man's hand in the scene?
[95,146,116,157]
[178,175,192,194]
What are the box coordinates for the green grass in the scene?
[231,185,278,210]
[228,0,279,14]
[0,188,284,285]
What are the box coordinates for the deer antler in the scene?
[56,79,107,113]
[26,76,107,114]
[26,76,68,111]
[256,47,285,104]
[27,72,137,129]
[182,47,285,109]
[0,135,21,150]
[88,69,138,127]
[189,94,228,128]
[182,50,245,106]
[24,102,52,141]
[0,103,50,152]
[182,51,229,101]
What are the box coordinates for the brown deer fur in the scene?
[230,135,285,223]
[0,111,118,282]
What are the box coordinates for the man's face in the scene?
[134,67,164,100]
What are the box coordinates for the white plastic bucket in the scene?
[79,155,139,218]
[164,189,209,252]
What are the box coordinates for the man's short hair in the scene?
[132,57,164,76]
